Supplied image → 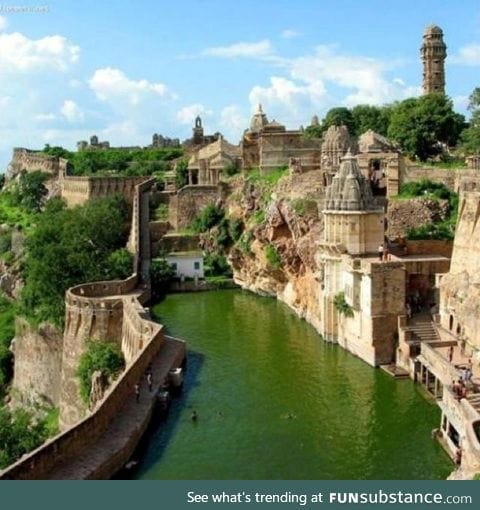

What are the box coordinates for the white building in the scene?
[165,251,204,280]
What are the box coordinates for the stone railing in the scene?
[421,341,459,385]
[0,315,165,480]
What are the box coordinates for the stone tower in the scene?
[193,116,204,145]
[323,151,384,255]
[421,24,447,95]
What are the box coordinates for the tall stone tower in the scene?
[421,25,447,95]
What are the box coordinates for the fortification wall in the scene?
[60,175,145,207]
[402,165,480,192]
[8,148,68,178]
[0,314,165,480]
[12,318,63,407]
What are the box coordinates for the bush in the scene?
[150,258,175,298]
[265,244,281,269]
[153,203,169,221]
[106,248,133,280]
[292,198,318,217]
[406,223,455,241]
[204,253,232,277]
[0,295,16,389]
[76,341,125,404]
[191,204,225,233]
[238,231,253,255]
[175,159,189,189]
[333,292,354,318]
[224,162,240,177]
[0,233,12,254]
[0,406,54,468]
[12,170,49,212]
[228,218,243,243]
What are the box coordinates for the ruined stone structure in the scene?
[421,24,447,95]
[242,105,322,174]
[187,136,241,186]
[7,148,68,179]
[467,155,480,170]
[183,116,221,148]
[151,133,180,148]
[356,129,403,197]
[77,135,111,151]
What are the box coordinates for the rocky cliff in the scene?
[227,170,325,332]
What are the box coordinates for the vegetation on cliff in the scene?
[11,171,49,212]
[333,292,354,318]
[76,341,125,404]
[20,195,131,326]
[0,295,16,390]
[0,406,58,468]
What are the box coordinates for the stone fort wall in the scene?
[8,148,68,177]
[0,177,180,479]
[168,185,220,230]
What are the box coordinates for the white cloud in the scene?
[35,112,56,121]
[61,99,84,123]
[450,43,480,66]
[176,103,212,125]
[219,105,248,139]
[281,29,300,39]
[0,32,79,72]
[89,67,170,106]
[0,15,7,31]
[453,95,470,112]
[202,39,273,58]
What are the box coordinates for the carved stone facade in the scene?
[242,105,322,174]
[421,24,447,95]
[320,125,354,183]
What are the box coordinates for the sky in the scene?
[0,0,479,170]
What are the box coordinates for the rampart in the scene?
[168,185,219,229]
[8,148,68,177]
[60,175,146,207]
[0,177,185,479]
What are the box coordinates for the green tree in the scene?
[76,341,125,403]
[13,170,49,212]
[150,258,175,298]
[191,204,225,233]
[20,196,129,325]
[175,159,189,189]
[351,104,391,136]
[320,107,356,135]
[388,94,465,161]
[460,87,480,155]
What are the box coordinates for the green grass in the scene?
[247,166,289,186]
[153,203,169,221]
[265,244,282,269]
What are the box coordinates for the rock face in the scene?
[228,171,325,332]
[387,197,449,239]
[12,318,63,407]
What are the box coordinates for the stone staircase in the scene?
[408,313,440,343]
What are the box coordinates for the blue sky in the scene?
[0,0,479,170]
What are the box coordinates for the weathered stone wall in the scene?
[170,185,219,230]
[7,148,68,179]
[402,165,480,192]
[0,314,166,480]
[12,318,63,407]
[60,175,145,207]
[387,197,449,239]
[405,239,453,258]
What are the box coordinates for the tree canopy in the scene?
[20,195,130,325]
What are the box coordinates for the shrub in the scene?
[0,294,15,388]
[224,162,241,177]
[76,341,125,404]
[0,406,53,468]
[192,204,225,233]
[150,258,175,298]
[153,203,169,221]
[265,244,281,269]
[228,218,243,243]
[238,231,253,255]
[333,292,354,318]
[204,253,232,277]
[292,198,318,217]
[106,248,133,280]
[0,233,12,254]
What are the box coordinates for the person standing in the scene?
[448,345,454,363]
[134,383,140,403]
[378,244,383,261]
[147,371,153,392]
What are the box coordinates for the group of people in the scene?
[377,243,390,262]
[451,358,474,400]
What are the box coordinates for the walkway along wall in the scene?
[0,178,186,479]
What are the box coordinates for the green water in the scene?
[133,290,452,480]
